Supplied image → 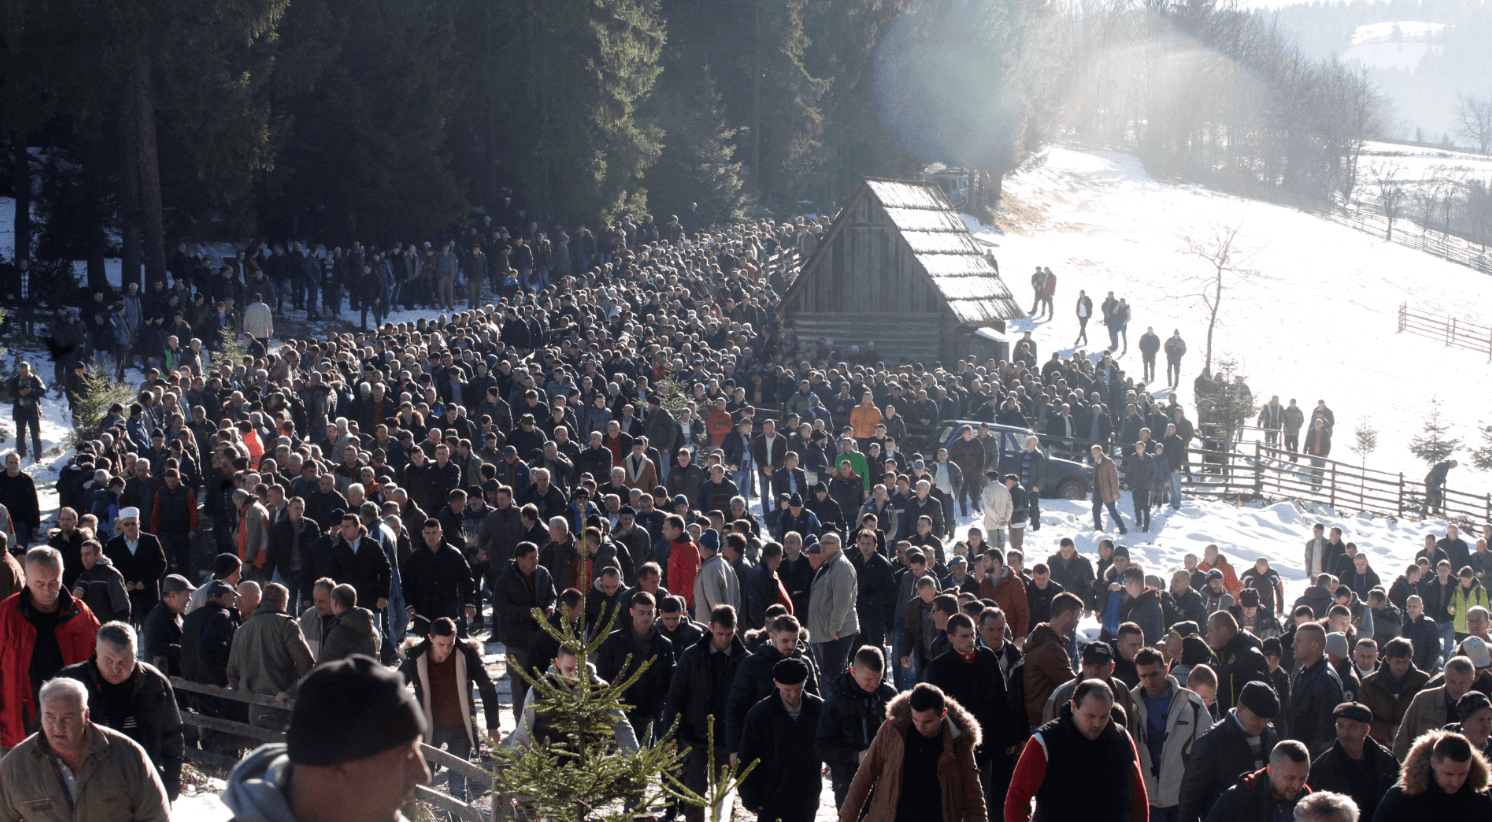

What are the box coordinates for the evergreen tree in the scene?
[259,0,467,244]
[1408,396,1462,466]
[1196,357,1253,446]
[1469,422,1492,471]
[645,70,750,226]
[657,0,827,208]
[492,591,751,822]
[489,0,665,227]
[1351,418,1378,467]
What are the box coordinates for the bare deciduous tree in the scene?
[1456,92,1492,155]
[1182,219,1259,375]
[1370,159,1406,241]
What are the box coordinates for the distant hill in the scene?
[1262,0,1492,144]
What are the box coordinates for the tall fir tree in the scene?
[258,0,467,244]
[489,0,665,228]
[644,69,750,226]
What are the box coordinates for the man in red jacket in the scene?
[0,545,101,751]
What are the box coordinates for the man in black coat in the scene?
[737,658,824,822]
[1177,681,1282,822]
[725,614,820,760]
[179,579,242,752]
[329,513,391,619]
[849,528,898,649]
[104,507,168,628]
[1202,740,1312,822]
[58,622,184,800]
[926,611,1017,817]
[1306,702,1399,821]
[662,605,749,822]
[815,647,897,807]
[744,542,787,631]
[1287,622,1344,759]
[142,574,192,676]
[594,589,675,744]
[491,542,556,718]
[401,517,475,627]
[1207,611,1272,713]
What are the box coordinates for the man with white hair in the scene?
[0,546,101,752]
[1292,792,1359,822]
[58,621,184,800]
[103,506,167,628]
[0,677,170,821]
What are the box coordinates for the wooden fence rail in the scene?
[169,677,496,822]
[1397,302,1492,357]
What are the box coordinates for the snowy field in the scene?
[982,145,1492,497]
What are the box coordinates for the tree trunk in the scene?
[121,49,164,290]
[12,141,30,265]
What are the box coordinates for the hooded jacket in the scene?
[1129,677,1211,808]
[317,606,381,664]
[223,743,416,822]
[73,554,132,625]
[839,689,985,822]
[1374,729,1492,822]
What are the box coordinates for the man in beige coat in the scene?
[0,677,169,822]
[1394,655,1475,759]
[1090,445,1126,535]
[226,582,314,731]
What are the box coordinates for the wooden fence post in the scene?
[1450,316,1457,347]
[1399,303,1406,333]
[1253,441,1263,497]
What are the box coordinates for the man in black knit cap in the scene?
[221,655,432,822]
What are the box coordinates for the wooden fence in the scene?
[1024,427,1492,526]
[170,678,497,822]
[1397,302,1492,356]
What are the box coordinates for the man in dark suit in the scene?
[104,507,168,628]
[329,512,391,618]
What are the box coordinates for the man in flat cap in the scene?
[1306,702,1399,821]
[737,657,824,822]
[221,655,431,822]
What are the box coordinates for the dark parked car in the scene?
[936,421,1092,500]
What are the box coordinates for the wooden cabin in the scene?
[776,179,1024,364]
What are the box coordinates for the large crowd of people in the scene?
[0,210,1488,822]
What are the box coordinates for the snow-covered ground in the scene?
[981,145,1492,498]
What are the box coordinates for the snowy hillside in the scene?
[977,146,1492,497]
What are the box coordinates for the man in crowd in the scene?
[839,683,985,822]
[58,621,184,801]
[1202,740,1313,821]
[220,656,432,822]
[0,546,101,752]
[1178,680,1281,822]
[493,541,557,717]
[737,658,824,822]
[663,605,748,822]
[1006,679,1150,821]
[104,507,168,629]
[807,532,858,698]
[1306,702,1399,821]
[225,582,314,731]
[398,616,500,803]
[0,677,171,822]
